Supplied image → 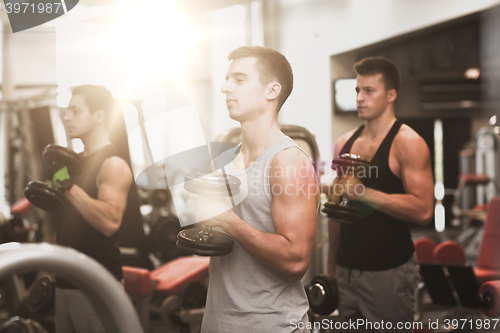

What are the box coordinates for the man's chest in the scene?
[350,137,382,161]
[349,137,402,179]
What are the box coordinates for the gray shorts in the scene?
[336,254,419,333]
[55,288,105,333]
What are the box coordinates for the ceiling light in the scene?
[489,115,497,126]
[464,68,480,80]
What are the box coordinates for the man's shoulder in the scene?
[333,128,358,156]
[338,128,358,142]
[393,123,430,160]
[395,124,426,146]
[271,146,315,180]
[102,155,129,166]
[99,156,133,180]
[273,145,309,165]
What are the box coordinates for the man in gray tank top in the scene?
[199,46,319,333]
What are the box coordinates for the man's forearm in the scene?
[361,188,433,225]
[222,218,313,281]
[65,185,121,237]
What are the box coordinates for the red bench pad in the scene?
[433,240,466,265]
[414,237,436,263]
[474,267,500,285]
[151,256,210,296]
[11,198,31,216]
[123,266,151,297]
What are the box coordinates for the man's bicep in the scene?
[271,151,318,241]
[272,184,317,239]
[400,138,434,198]
[97,158,133,211]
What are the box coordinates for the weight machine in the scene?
[454,123,500,262]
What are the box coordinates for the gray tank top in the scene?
[201,136,310,333]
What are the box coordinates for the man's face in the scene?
[355,73,393,121]
[221,57,270,121]
[64,94,96,139]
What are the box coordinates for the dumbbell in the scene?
[150,214,185,262]
[181,281,207,309]
[24,144,83,212]
[306,275,339,316]
[0,316,48,333]
[176,171,240,256]
[322,153,369,224]
[159,281,207,329]
[28,275,55,315]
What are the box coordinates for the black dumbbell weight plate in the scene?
[178,170,239,256]
[24,181,65,212]
[176,229,233,256]
[28,276,55,314]
[322,202,362,223]
[42,144,84,176]
[181,281,207,309]
[332,153,370,176]
[307,275,339,316]
[184,171,240,196]
[150,215,185,261]
[159,295,182,327]
[332,153,370,168]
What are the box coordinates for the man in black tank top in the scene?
[53,85,134,333]
[327,58,434,332]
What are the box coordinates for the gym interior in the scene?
[0,0,500,332]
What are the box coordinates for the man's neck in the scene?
[81,130,112,157]
[239,115,283,163]
[363,109,397,140]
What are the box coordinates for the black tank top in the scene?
[336,120,415,271]
[56,145,128,287]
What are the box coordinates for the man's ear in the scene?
[266,83,281,102]
[387,89,397,103]
[92,109,106,124]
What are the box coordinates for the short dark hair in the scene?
[228,46,293,111]
[354,57,401,93]
[71,84,114,115]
